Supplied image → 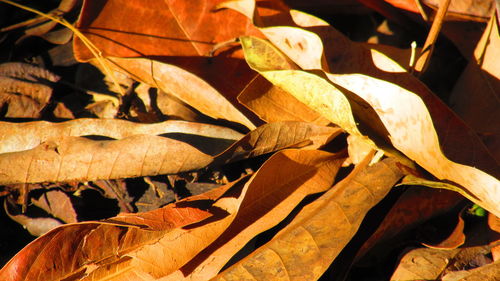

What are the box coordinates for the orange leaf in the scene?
[214,155,405,280]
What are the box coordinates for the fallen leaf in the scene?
[390,247,459,281]
[213,121,342,165]
[0,121,338,185]
[442,261,500,281]
[73,0,262,60]
[0,118,243,154]
[488,213,500,261]
[0,189,218,281]
[238,75,331,124]
[422,208,466,250]
[2,0,78,44]
[31,189,78,224]
[0,149,345,280]
[0,62,59,118]
[0,135,214,185]
[214,155,405,280]
[449,13,500,163]
[356,186,464,261]
[4,199,63,237]
[239,35,402,164]
[103,57,256,130]
[423,0,494,21]
[164,149,346,280]
[229,2,500,217]
[391,246,498,281]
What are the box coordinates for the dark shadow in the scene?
[70,189,120,221]
[178,156,319,275]
[160,133,236,156]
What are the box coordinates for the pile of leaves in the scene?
[0,0,499,280]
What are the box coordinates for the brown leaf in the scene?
[31,189,78,224]
[0,121,338,185]
[213,121,342,165]
[214,156,405,280]
[0,191,216,281]
[449,13,500,163]
[74,0,262,60]
[165,149,346,280]
[391,246,498,281]
[390,247,460,280]
[0,118,243,154]
[423,0,494,21]
[103,57,257,129]
[233,3,500,217]
[356,187,464,261]
[0,149,344,280]
[4,199,63,237]
[238,74,331,125]
[0,135,214,185]
[488,213,500,262]
[422,209,466,250]
[0,62,59,118]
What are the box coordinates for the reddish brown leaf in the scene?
[0,62,59,118]
[74,0,262,60]
[214,156,405,280]
[422,209,466,250]
[0,190,218,281]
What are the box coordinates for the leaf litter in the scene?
[0,0,499,280]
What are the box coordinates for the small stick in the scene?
[411,0,451,75]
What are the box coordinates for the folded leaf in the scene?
[214,156,404,280]
[238,75,331,124]
[213,121,342,165]
[0,190,219,281]
[229,1,500,217]
[163,149,346,280]
[0,135,214,184]
[104,57,256,130]
[0,119,243,154]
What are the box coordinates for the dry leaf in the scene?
[74,0,262,60]
[422,209,466,250]
[0,62,59,118]
[0,190,218,281]
[0,121,338,184]
[164,149,346,280]
[391,246,499,281]
[0,135,214,185]
[103,57,256,130]
[31,189,78,224]
[239,35,401,164]
[214,156,404,280]
[356,187,464,261]
[238,75,331,125]
[230,2,500,217]
[449,13,500,163]
[0,119,243,154]
[213,121,342,165]
[390,248,460,280]
[4,199,63,237]
[423,0,495,21]
[0,149,344,280]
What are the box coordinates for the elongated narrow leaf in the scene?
[213,121,342,165]
[230,1,500,216]
[163,149,346,280]
[214,156,404,280]
[0,135,214,184]
[0,119,243,154]
[238,70,330,125]
[0,189,221,281]
[103,57,256,130]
